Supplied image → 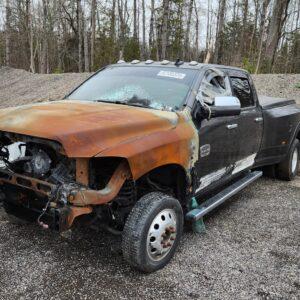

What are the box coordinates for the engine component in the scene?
[24,148,52,178]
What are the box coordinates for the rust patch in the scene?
[99,107,199,180]
[76,158,89,185]
[65,206,93,229]
[69,161,131,206]
[0,169,54,197]
[0,101,199,190]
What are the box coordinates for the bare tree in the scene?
[40,0,48,74]
[214,0,226,63]
[255,0,271,73]
[265,0,291,70]
[90,0,96,70]
[239,0,249,57]
[142,0,146,59]
[149,0,155,49]
[77,0,83,72]
[28,0,35,73]
[83,3,89,72]
[161,0,170,60]
[133,0,138,41]
[183,0,194,60]
[5,0,11,66]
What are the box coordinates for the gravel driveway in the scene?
[0,68,299,299]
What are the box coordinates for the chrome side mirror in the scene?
[210,96,241,117]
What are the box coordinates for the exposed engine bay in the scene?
[0,132,83,231]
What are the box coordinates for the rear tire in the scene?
[276,138,299,181]
[122,192,183,273]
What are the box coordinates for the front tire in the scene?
[276,138,299,181]
[122,192,183,273]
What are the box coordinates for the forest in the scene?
[0,0,299,74]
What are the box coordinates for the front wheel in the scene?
[276,138,299,181]
[122,192,183,273]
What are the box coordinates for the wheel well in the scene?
[89,158,189,209]
[136,164,189,207]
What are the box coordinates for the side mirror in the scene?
[210,96,241,117]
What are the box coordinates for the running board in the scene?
[186,171,263,222]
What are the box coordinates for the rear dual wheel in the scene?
[277,138,299,181]
[122,192,183,273]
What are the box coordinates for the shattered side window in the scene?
[230,77,254,108]
[198,69,232,105]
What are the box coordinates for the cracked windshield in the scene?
[67,66,197,111]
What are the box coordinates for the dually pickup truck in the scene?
[0,61,299,272]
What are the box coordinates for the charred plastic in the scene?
[0,132,79,231]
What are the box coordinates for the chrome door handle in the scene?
[227,124,238,130]
[255,117,263,123]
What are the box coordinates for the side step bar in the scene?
[186,171,263,222]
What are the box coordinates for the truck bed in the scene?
[259,95,296,110]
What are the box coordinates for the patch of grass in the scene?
[295,83,300,89]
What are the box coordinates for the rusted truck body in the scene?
[0,61,299,272]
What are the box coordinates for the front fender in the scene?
[97,112,199,180]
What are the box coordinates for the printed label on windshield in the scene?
[157,70,186,80]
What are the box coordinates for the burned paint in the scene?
[0,101,199,181]
[69,161,131,206]
[0,100,199,231]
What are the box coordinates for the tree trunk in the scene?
[194,0,199,60]
[40,0,48,74]
[205,0,210,55]
[133,0,138,41]
[5,0,11,66]
[214,0,226,63]
[161,0,170,60]
[91,0,96,70]
[249,0,259,55]
[28,0,35,73]
[77,0,83,72]
[239,0,249,58]
[149,0,155,48]
[183,0,194,61]
[265,0,291,71]
[83,13,90,72]
[142,0,146,59]
[255,0,271,73]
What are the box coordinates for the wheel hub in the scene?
[292,148,298,173]
[147,209,177,261]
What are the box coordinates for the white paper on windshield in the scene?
[157,70,186,80]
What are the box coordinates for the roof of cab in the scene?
[109,60,248,73]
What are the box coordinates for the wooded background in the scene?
[0,0,299,74]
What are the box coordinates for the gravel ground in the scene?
[0,67,299,299]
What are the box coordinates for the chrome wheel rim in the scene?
[147,209,177,261]
[292,148,298,173]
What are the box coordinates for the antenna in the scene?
[175,59,184,66]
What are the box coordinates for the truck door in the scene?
[194,68,238,193]
[228,72,263,173]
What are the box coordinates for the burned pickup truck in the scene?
[0,61,299,272]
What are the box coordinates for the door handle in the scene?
[227,124,238,130]
[254,117,263,123]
